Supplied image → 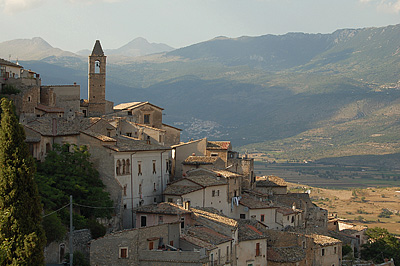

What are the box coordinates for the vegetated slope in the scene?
[14,24,400,159]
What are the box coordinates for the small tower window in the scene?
[95,60,100,73]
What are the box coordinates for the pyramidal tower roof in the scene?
[91,40,104,56]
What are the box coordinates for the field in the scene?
[254,163,400,234]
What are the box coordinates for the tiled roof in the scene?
[135,202,191,215]
[113,101,143,110]
[23,126,41,143]
[104,135,170,152]
[186,171,227,187]
[113,101,164,111]
[80,130,116,142]
[91,40,104,56]
[163,184,202,196]
[180,234,215,250]
[212,169,241,178]
[162,123,182,131]
[207,141,231,150]
[183,156,219,165]
[171,138,205,148]
[267,246,306,263]
[308,233,342,246]
[239,194,275,209]
[256,176,287,187]
[276,206,302,215]
[0,58,22,68]
[25,117,102,136]
[238,220,269,241]
[184,226,232,246]
[191,207,237,229]
[35,104,64,113]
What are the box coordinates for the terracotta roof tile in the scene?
[267,246,306,263]
[256,176,287,187]
[163,183,202,195]
[35,104,64,113]
[191,207,238,229]
[239,194,275,209]
[186,171,227,187]
[183,156,220,165]
[0,58,22,68]
[104,135,170,152]
[308,234,342,246]
[135,202,191,215]
[184,226,232,246]
[207,141,231,150]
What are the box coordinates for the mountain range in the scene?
[4,24,400,161]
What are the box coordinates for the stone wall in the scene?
[138,250,208,265]
[44,229,91,265]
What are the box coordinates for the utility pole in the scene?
[70,195,73,266]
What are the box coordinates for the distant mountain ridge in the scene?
[14,24,400,161]
[0,37,174,61]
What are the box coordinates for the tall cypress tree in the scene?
[0,98,46,265]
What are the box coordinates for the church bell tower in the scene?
[88,40,106,116]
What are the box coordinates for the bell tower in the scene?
[88,40,106,116]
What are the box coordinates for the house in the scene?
[89,222,208,266]
[309,234,342,266]
[134,202,192,228]
[233,193,279,229]
[276,206,303,229]
[237,220,269,266]
[112,101,181,146]
[255,175,288,195]
[0,58,23,79]
[164,168,230,215]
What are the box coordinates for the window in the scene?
[158,216,163,224]
[180,217,185,229]
[152,160,156,174]
[116,160,121,176]
[95,60,100,73]
[322,248,325,256]
[122,159,126,175]
[141,215,147,227]
[256,243,260,256]
[166,159,169,173]
[127,110,132,116]
[217,190,220,196]
[126,159,130,174]
[148,241,154,250]
[167,198,173,203]
[123,185,127,196]
[302,241,306,249]
[126,132,132,137]
[240,214,246,219]
[83,110,87,117]
[218,249,221,264]
[226,246,230,262]
[211,153,218,157]
[27,96,31,102]
[169,240,174,246]
[211,254,214,266]
[138,161,142,175]
[154,183,157,191]
[291,216,295,223]
[261,214,265,222]
[144,114,150,124]
[159,135,162,143]
[334,246,337,254]
[119,247,128,258]
[139,184,142,195]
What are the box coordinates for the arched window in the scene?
[122,159,126,175]
[126,159,130,174]
[116,160,121,176]
[95,60,100,74]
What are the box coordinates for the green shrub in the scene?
[88,219,106,239]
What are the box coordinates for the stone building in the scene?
[89,222,208,266]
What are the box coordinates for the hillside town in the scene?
[0,41,395,266]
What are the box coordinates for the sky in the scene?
[0,0,399,53]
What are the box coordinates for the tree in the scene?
[0,98,46,265]
[36,143,113,230]
[361,227,400,265]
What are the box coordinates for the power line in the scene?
[73,202,115,209]
[42,203,70,218]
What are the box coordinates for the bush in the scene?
[342,244,353,257]
[65,251,89,266]
[1,84,20,95]
[88,219,106,239]
[378,209,393,218]
[42,213,66,244]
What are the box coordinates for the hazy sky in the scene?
[0,0,399,52]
